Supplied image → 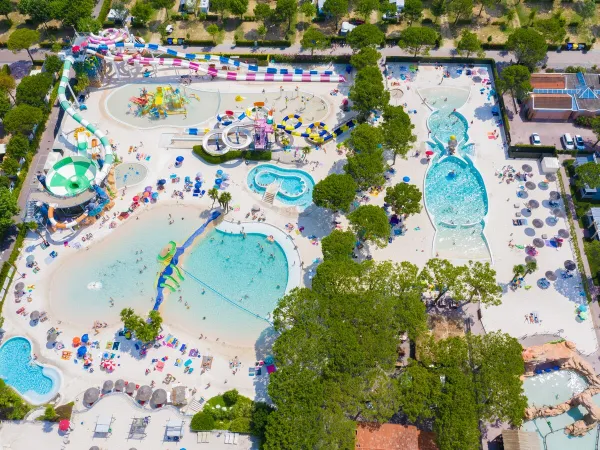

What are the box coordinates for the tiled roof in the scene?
[355,423,438,450]
[531,74,566,89]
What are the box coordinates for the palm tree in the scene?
[302,146,311,160]
[219,191,232,212]
[208,188,220,208]
[525,261,538,275]
[24,221,46,244]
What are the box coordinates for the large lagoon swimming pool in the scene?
[522,370,597,450]
[0,337,62,405]
[247,164,315,209]
[50,206,289,346]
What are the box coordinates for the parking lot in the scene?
[504,94,598,150]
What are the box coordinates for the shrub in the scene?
[575,116,594,128]
[223,389,239,406]
[192,146,271,164]
[40,405,58,422]
[54,402,74,421]
[190,411,215,431]
[229,417,251,433]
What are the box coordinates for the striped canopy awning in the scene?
[46,156,97,197]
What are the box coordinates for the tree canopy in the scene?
[456,30,483,57]
[264,260,428,448]
[348,123,383,154]
[0,91,11,120]
[350,47,381,70]
[275,0,297,30]
[301,27,330,55]
[119,308,163,343]
[534,14,566,44]
[575,161,600,189]
[346,24,385,50]
[402,0,423,24]
[3,104,42,135]
[7,29,39,63]
[131,1,153,26]
[356,0,379,20]
[384,183,422,216]
[348,66,390,120]
[398,26,438,56]
[313,173,357,211]
[348,205,390,246]
[0,188,18,238]
[322,0,348,28]
[16,73,52,108]
[496,64,532,112]
[43,54,63,75]
[506,28,548,69]
[382,105,416,163]
[6,135,30,161]
[321,230,356,260]
[447,0,473,24]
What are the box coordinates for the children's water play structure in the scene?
[41,27,349,228]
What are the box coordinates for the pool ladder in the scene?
[263,180,281,204]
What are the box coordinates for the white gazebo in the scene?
[94,415,113,435]
[165,419,184,441]
[541,157,560,174]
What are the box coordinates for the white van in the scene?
[562,133,575,150]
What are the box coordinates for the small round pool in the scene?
[247,164,315,209]
[0,337,62,405]
[114,163,148,189]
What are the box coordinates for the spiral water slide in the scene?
[53,56,115,229]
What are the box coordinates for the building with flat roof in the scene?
[525,72,600,120]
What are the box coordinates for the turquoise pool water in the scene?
[428,111,469,145]
[419,86,470,111]
[0,337,60,404]
[421,85,491,260]
[50,206,288,346]
[247,164,315,209]
[522,371,596,449]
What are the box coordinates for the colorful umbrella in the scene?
[81,334,89,343]
[425,150,434,156]
[72,336,81,346]
[132,196,139,202]
[103,359,116,372]
[59,419,70,431]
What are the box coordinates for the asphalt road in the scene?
[1,45,600,69]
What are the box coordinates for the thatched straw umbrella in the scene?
[151,388,167,407]
[171,386,187,406]
[102,380,114,393]
[114,379,125,392]
[136,385,152,403]
[126,382,136,396]
[83,387,99,406]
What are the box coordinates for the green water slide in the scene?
[157,241,177,262]
[170,264,185,281]
[160,282,177,292]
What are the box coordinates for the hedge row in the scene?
[0,226,28,327]
[98,0,113,24]
[508,145,557,158]
[192,146,271,164]
[234,39,291,48]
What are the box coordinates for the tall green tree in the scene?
[356,0,379,21]
[321,229,356,260]
[322,0,348,29]
[496,64,532,113]
[3,104,42,135]
[218,191,232,211]
[275,0,297,31]
[402,0,423,23]
[350,47,380,70]
[211,0,230,20]
[506,28,548,70]
[7,29,39,64]
[43,55,63,76]
[229,0,248,18]
[398,26,438,56]
[208,187,220,208]
[299,1,316,29]
[382,105,416,163]
[0,0,11,20]
[16,73,53,108]
[534,14,566,44]
[18,0,53,27]
[0,73,15,102]
[348,204,390,246]
[384,183,422,216]
[591,118,600,147]
[0,91,11,120]
[577,0,596,22]
[575,161,600,189]
[313,173,357,211]
[475,0,493,17]
[253,3,272,25]
[6,135,30,161]
[447,0,473,24]
[346,23,385,51]
[207,24,220,44]
[456,29,483,57]
[348,66,390,120]
[131,1,153,26]
[348,123,384,155]
[419,258,467,303]
[463,261,502,306]
[344,152,386,189]
[54,0,95,27]
[0,188,18,238]
[301,26,329,55]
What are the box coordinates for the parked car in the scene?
[575,135,586,150]
[349,18,366,25]
[530,133,541,146]
[562,133,575,150]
